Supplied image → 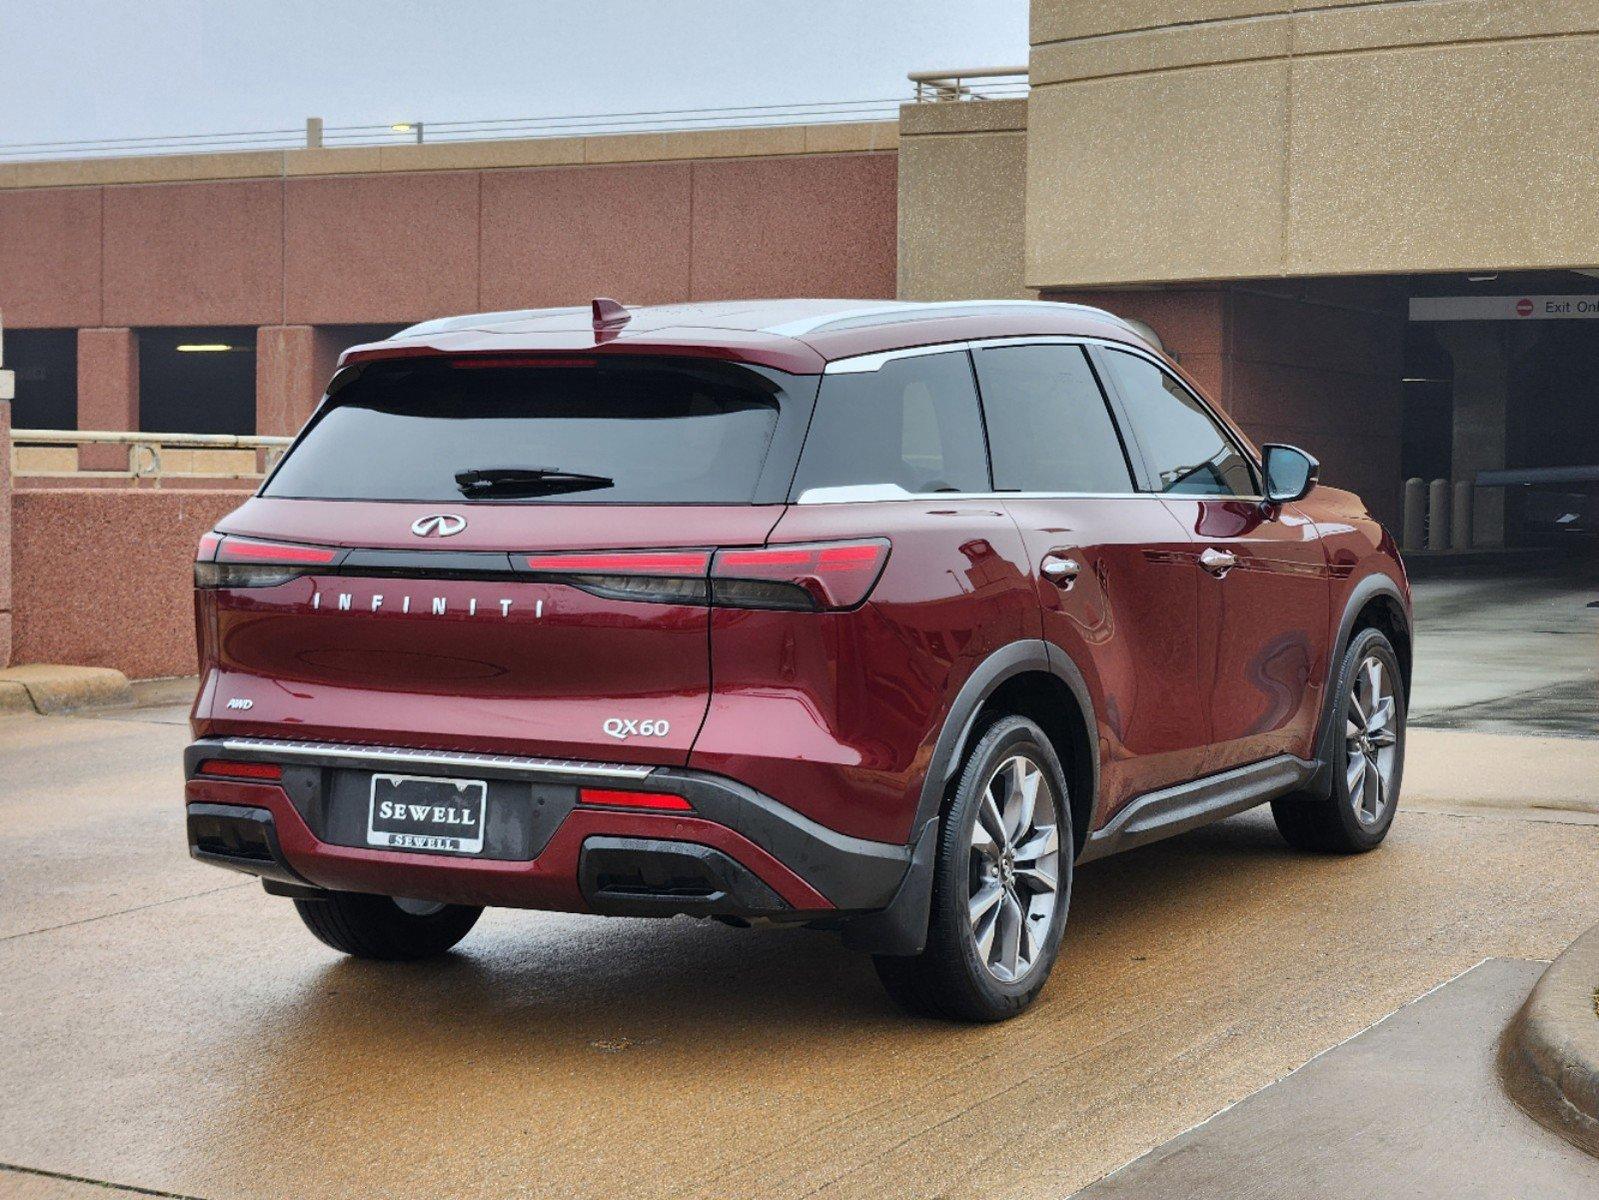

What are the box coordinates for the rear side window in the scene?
[264,357,794,504]
[973,343,1134,493]
[792,351,989,496]
[1100,349,1258,497]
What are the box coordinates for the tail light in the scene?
[195,535,342,588]
[712,540,889,610]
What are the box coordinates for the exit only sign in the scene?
[1409,294,1599,320]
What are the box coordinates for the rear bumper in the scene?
[183,737,911,918]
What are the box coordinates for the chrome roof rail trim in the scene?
[216,737,657,780]
[765,299,1145,340]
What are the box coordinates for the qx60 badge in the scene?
[411,513,467,538]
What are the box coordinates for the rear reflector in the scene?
[578,788,694,812]
[197,759,284,782]
[711,539,890,610]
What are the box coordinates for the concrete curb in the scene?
[0,664,134,714]
[1502,922,1599,1157]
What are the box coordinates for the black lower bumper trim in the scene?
[578,835,790,918]
[186,802,310,886]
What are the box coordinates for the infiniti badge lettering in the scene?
[411,513,467,538]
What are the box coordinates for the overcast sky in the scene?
[0,1,1028,151]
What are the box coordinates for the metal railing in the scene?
[10,430,293,482]
[0,96,913,162]
[907,67,1029,103]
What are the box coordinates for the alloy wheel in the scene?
[967,754,1061,983]
[1345,655,1399,825]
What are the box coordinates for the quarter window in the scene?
[1101,349,1257,496]
[793,352,989,496]
[973,343,1134,493]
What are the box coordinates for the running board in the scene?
[1078,754,1318,863]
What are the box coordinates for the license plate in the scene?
[367,774,487,854]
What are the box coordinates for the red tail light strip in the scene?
[216,537,340,565]
[711,539,890,609]
[578,788,694,812]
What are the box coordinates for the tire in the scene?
[874,715,1074,1022]
[293,891,483,960]
[1271,627,1406,854]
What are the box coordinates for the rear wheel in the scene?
[874,716,1073,1022]
[1272,627,1405,853]
[293,891,483,960]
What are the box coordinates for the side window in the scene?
[792,352,989,495]
[1101,349,1258,496]
[973,343,1134,493]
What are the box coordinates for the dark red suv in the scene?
[185,298,1410,1020]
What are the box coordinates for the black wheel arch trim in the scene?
[844,638,1100,957]
[1305,572,1411,798]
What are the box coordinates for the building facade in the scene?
[1,0,1596,677]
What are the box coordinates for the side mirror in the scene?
[1261,443,1319,504]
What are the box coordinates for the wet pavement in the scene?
[4,561,1598,1198]
[1409,559,1599,738]
[3,703,1599,1200]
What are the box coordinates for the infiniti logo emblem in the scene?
[411,513,467,538]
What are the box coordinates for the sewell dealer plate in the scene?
[367,773,487,854]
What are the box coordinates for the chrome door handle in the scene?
[1041,554,1081,586]
[1199,547,1238,577]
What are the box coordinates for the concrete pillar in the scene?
[1427,478,1450,550]
[76,328,139,472]
[1435,324,1509,548]
[256,326,339,437]
[1401,478,1426,551]
[1451,480,1474,551]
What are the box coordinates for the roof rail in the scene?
[762,299,1148,342]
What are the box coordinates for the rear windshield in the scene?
[264,357,796,504]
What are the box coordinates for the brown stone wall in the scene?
[0,145,897,427]
[0,150,898,334]
[10,487,251,679]
[0,395,11,668]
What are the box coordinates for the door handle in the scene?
[1041,554,1081,587]
[1199,547,1238,577]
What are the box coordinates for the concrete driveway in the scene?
[3,702,1598,1200]
[4,560,1598,1198]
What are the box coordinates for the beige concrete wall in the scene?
[896,100,1031,300]
[1026,0,1599,288]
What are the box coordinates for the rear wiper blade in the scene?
[454,467,615,497]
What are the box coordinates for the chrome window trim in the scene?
[801,333,1266,504]
[822,342,974,375]
[217,737,657,780]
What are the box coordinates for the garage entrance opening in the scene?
[138,327,255,435]
[1406,271,1599,550]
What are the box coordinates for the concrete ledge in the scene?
[0,664,133,714]
[1503,922,1599,1157]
